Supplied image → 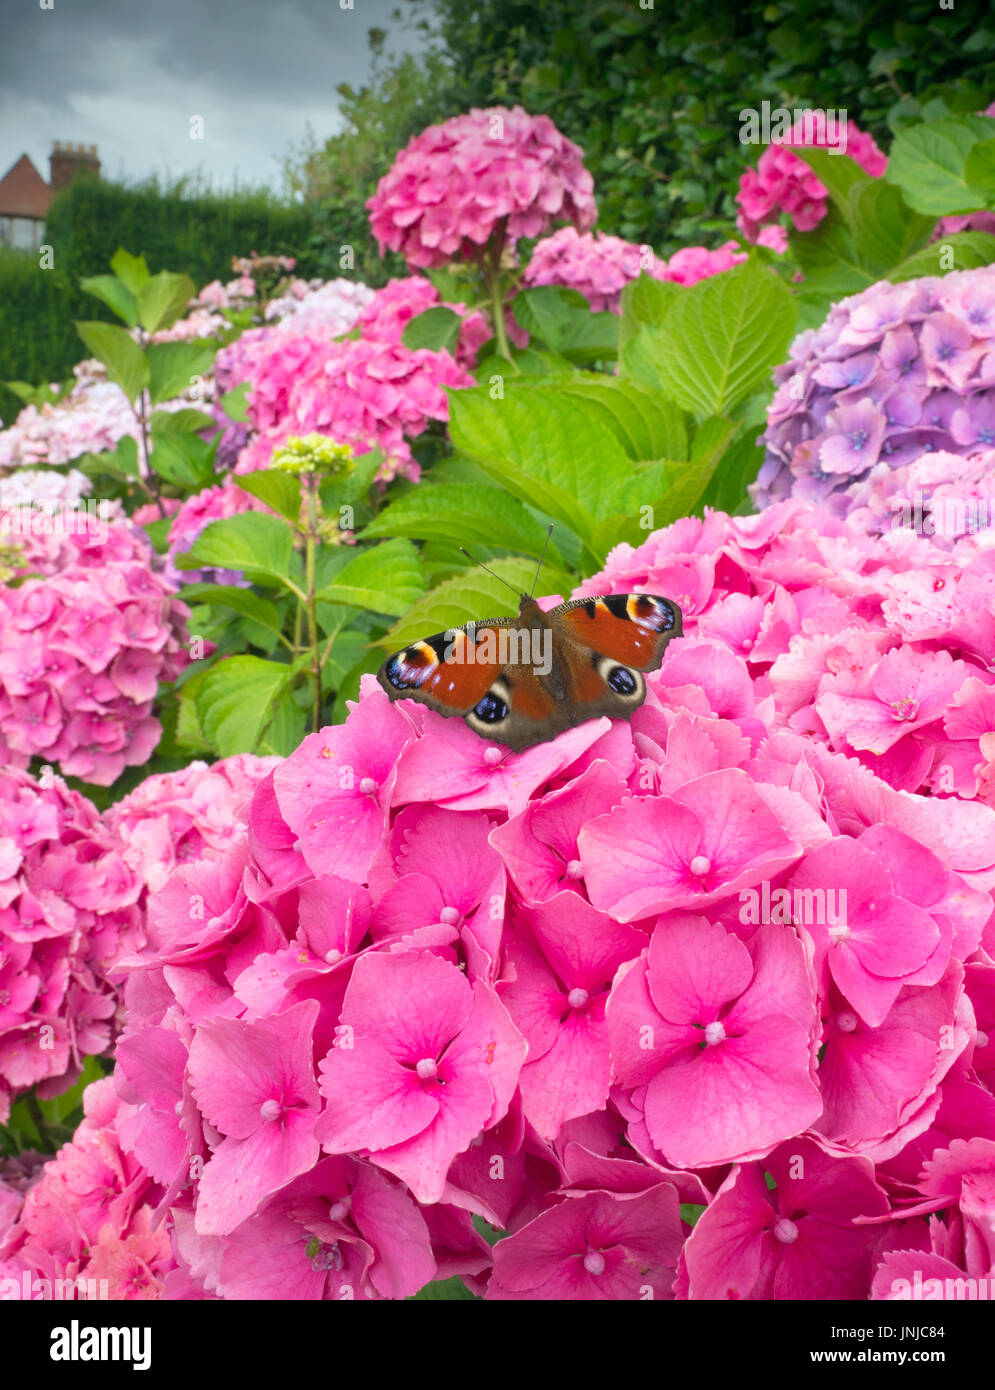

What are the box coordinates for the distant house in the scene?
[0,143,100,250]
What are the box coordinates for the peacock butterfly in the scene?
[377,532,682,752]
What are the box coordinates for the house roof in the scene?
[0,155,52,219]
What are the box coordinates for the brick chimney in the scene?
[49,141,100,191]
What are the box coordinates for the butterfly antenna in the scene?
[530,525,554,598]
[460,547,524,600]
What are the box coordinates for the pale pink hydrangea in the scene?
[105,755,280,896]
[166,475,274,584]
[0,1077,176,1298]
[522,229,748,313]
[0,530,192,784]
[0,769,143,1122]
[356,277,490,366]
[368,105,597,269]
[737,112,887,242]
[0,378,135,469]
[523,228,669,311]
[0,469,91,511]
[234,334,474,483]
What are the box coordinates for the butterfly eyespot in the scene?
[474,691,508,723]
[383,655,410,689]
[607,666,637,695]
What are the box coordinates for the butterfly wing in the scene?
[378,617,561,745]
[538,592,683,729]
[552,594,682,669]
[377,594,683,754]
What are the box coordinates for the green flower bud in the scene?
[270,434,356,478]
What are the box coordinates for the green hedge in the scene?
[1,177,349,426]
[0,250,81,424]
[409,0,995,251]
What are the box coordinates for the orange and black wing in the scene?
[552,594,682,670]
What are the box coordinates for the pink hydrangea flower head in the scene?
[367,106,597,269]
[736,112,886,242]
[0,768,145,1118]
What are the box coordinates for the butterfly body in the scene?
[377,590,682,752]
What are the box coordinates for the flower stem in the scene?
[483,222,514,363]
[304,475,323,732]
[25,1091,55,1153]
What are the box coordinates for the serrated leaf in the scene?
[174,670,211,753]
[700,430,765,514]
[886,114,995,215]
[323,628,373,689]
[619,273,680,351]
[179,512,294,586]
[146,340,216,406]
[255,687,308,756]
[196,656,295,756]
[447,385,632,554]
[649,416,738,524]
[314,538,425,615]
[379,556,575,652]
[789,207,875,299]
[965,138,995,204]
[78,274,139,327]
[235,469,302,522]
[150,431,216,489]
[788,148,872,217]
[359,483,561,560]
[619,325,672,394]
[79,434,140,482]
[401,305,462,353]
[535,375,688,462]
[220,382,250,423]
[150,407,216,435]
[648,263,795,419]
[845,180,935,274]
[888,231,995,282]
[74,321,147,403]
[178,584,285,637]
[512,286,618,363]
[137,270,198,333]
[110,247,149,294]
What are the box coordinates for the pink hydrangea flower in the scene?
[368,105,597,269]
[523,227,747,311]
[0,538,191,784]
[356,276,490,366]
[0,1077,175,1298]
[736,112,887,242]
[233,333,473,483]
[105,755,279,895]
[0,768,143,1119]
[166,476,274,584]
[24,497,992,1302]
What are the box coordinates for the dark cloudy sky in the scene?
[0,0,428,192]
